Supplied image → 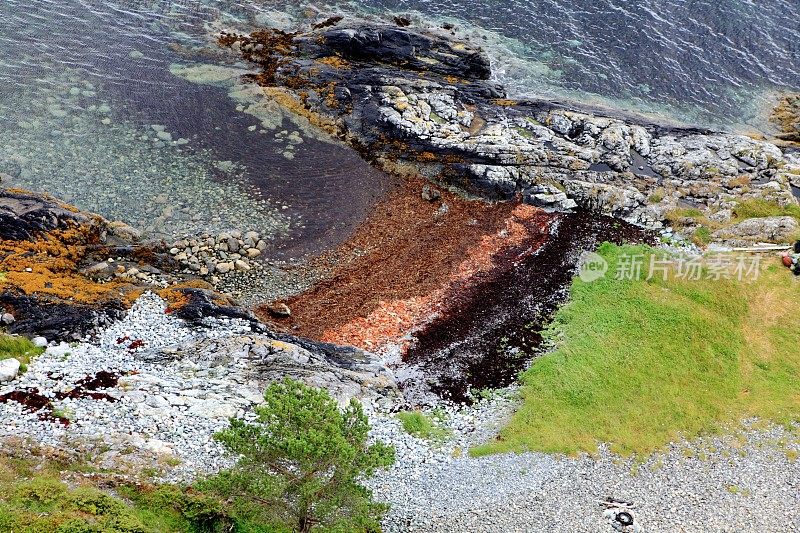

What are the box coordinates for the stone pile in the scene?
[168,230,267,278]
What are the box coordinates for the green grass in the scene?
[397,411,451,442]
[692,226,713,246]
[732,198,800,222]
[0,335,45,372]
[473,243,800,457]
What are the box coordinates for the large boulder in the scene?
[308,25,492,80]
[0,358,20,383]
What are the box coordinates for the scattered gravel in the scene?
[0,293,257,481]
[1,293,797,531]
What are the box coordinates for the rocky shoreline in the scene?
[215,20,800,242]
[367,401,800,532]
[1,15,799,533]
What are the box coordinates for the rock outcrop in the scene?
[152,334,397,405]
[218,22,800,235]
[710,216,799,247]
[0,188,260,341]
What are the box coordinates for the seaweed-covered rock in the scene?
[0,188,262,341]
[302,25,491,80]
[1,292,126,341]
[771,93,800,145]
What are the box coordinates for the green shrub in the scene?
[15,477,67,509]
[203,378,395,533]
[56,518,105,533]
[67,487,127,517]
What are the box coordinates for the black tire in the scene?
[616,511,634,526]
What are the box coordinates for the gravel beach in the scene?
[368,399,800,532]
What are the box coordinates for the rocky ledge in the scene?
[0,188,399,477]
[0,186,398,431]
[216,21,800,236]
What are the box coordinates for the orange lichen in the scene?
[157,288,190,312]
[493,99,519,107]
[416,151,438,162]
[322,82,339,109]
[316,56,349,69]
[0,223,133,305]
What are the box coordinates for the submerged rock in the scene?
[771,93,800,145]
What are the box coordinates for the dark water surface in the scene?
[347,0,800,130]
[1,0,797,253]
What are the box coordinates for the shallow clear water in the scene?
[0,0,392,255]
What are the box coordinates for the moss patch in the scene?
[0,451,223,533]
[0,335,44,370]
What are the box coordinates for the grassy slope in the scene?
[0,454,198,532]
[474,243,800,456]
